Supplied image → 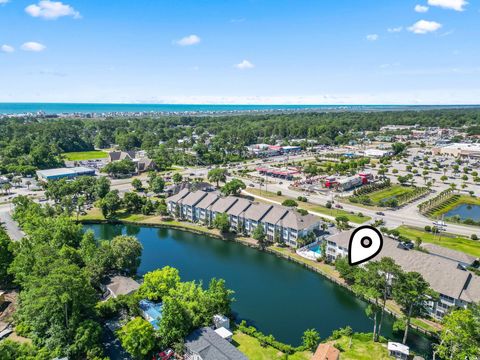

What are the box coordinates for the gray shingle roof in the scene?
[181,190,208,207]
[327,231,475,300]
[280,211,319,231]
[106,276,140,297]
[211,197,238,213]
[459,274,480,303]
[185,327,248,360]
[196,192,220,210]
[226,198,251,216]
[166,188,190,203]
[261,205,288,225]
[422,243,477,265]
[242,203,272,222]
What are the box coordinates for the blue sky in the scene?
[1,0,479,104]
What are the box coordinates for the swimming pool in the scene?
[139,299,163,329]
[309,244,321,255]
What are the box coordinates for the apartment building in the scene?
[166,189,322,247]
[326,230,480,319]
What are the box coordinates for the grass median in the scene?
[396,225,480,258]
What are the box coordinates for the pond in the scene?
[444,203,480,222]
[85,223,434,357]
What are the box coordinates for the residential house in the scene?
[184,327,248,360]
[311,343,340,360]
[103,276,140,299]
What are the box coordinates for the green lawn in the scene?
[245,189,371,224]
[232,332,311,360]
[368,185,415,204]
[332,334,392,360]
[396,225,480,258]
[232,332,392,360]
[62,150,108,161]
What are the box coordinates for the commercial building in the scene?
[36,166,95,181]
[363,148,392,158]
[166,189,322,248]
[432,143,480,158]
[107,150,156,173]
[325,230,480,319]
[257,167,300,180]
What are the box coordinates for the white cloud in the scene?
[427,0,468,11]
[25,0,80,20]
[408,20,442,34]
[21,42,46,52]
[0,0,10,5]
[388,26,403,33]
[234,60,255,70]
[366,34,379,41]
[1,44,14,53]
[415,4,429,12]
[174,34,201,46]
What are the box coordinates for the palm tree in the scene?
[2,183,12,195]
[26,180,32,189]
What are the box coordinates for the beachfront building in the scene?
[166,189,322,248]
[326,230,480,320]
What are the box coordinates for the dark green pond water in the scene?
[85,224,433,357]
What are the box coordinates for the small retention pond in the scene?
[445,204,480,222]
[85,223,434,358]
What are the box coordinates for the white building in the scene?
[432,143,480,158]
[166,189,322,248]
[326,230,480,320]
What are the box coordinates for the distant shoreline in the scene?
[1,103,480,117]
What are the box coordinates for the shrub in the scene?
[282,199,298,207]
[424,225,432,232]
[471,234,479,241]
[330,326,353,340]
[277,191,282,196]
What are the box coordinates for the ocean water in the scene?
[0,102,478,115]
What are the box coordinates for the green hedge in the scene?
[238,320,304,354]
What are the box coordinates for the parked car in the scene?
[335,204,343,209]
[249,183,255,187]
[376,211,385,216]
[155,349,174,360]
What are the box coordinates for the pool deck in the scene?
[296,240,322,261]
